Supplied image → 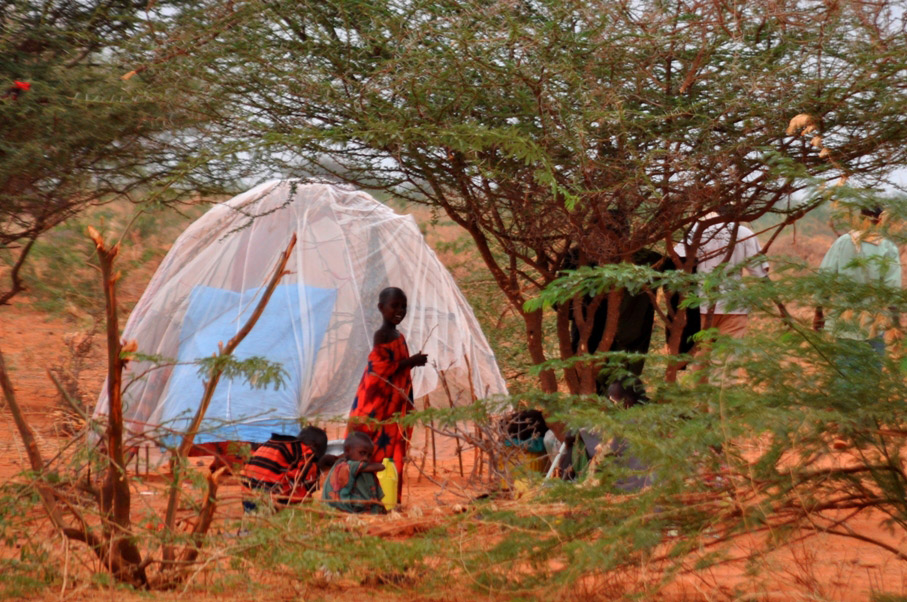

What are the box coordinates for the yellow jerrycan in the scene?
[377,458,398,511]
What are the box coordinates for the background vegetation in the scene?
[151,0,907,393]
[2,0,907,599]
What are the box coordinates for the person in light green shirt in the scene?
[813,207,901,345]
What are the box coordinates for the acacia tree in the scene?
[0,0,239,305]
[152,0,907,393]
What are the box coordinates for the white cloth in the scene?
[687,222,769,315]
[94,180,508,442]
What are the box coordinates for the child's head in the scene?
[297,425,328,459]
[344,431,374,462]
[378,287,407,325]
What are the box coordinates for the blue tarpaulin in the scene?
[158,283,336,443]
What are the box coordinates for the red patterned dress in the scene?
[347,334,414,499]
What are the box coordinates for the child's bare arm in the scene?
[398,352,428,370]
[359,462,386,473]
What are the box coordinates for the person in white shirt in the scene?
[685,212,769,339]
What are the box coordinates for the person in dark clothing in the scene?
[564,240,702,399]
[565,248,670,399]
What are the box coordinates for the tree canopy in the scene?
[3,1,907,593]
[0,0,237,303]
[154,0,907,392]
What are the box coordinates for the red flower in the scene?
[13,81,30,91]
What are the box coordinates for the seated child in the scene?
[240,426,328,511]
[322,432,387,514]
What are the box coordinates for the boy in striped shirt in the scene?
[241,426,328,511]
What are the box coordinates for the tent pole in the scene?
[417,396,430,482]
[425,396,437,476]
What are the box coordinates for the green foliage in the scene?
[0,0,237,303]
[195,355,287,390]
[0,487,59,597]
[427,222,540,392]
[0,557,57,598]
[234,191,907,597]
[152,0,907,392]
[525,264,697,313]
[506,197,907,591]
[19,217,106,315]
[7,199,202,316]
[4,2,907,598]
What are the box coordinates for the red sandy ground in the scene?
[4,297,907,601]
[0,294,510,601]
[4,222,907,600]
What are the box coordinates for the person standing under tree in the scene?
[813,207,901,356]
[347,287,428,503]
[687,209,770,338]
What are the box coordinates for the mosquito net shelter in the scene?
[94,180,507,445]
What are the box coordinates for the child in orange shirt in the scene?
[347,287,427,502]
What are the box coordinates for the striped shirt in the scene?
[240,434,319,504]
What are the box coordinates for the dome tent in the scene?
[94,180,507,445]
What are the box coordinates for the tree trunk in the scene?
[88,226,147,587]
[664,302,688,384]
[521,307,557,393]
[442,209,559,392]
[599,289,623,365]
[555,303,580,394]
[574,293,604,395]
[0,347,66,527]
[0,234,37,305]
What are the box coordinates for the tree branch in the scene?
[162,233,297,561]
[0,234,38,305]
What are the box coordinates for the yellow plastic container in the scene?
[377,458,398,511]
[497,446,550,492]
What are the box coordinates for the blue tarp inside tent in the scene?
[158,283,337,444]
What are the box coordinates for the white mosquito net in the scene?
[94,180,508,445]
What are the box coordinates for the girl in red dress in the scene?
[347,287,428,502]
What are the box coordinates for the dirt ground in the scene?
[4,219,907,601]
[0,294,510,601]
[4,296,907,601]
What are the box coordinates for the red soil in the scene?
[3,220,907,599]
